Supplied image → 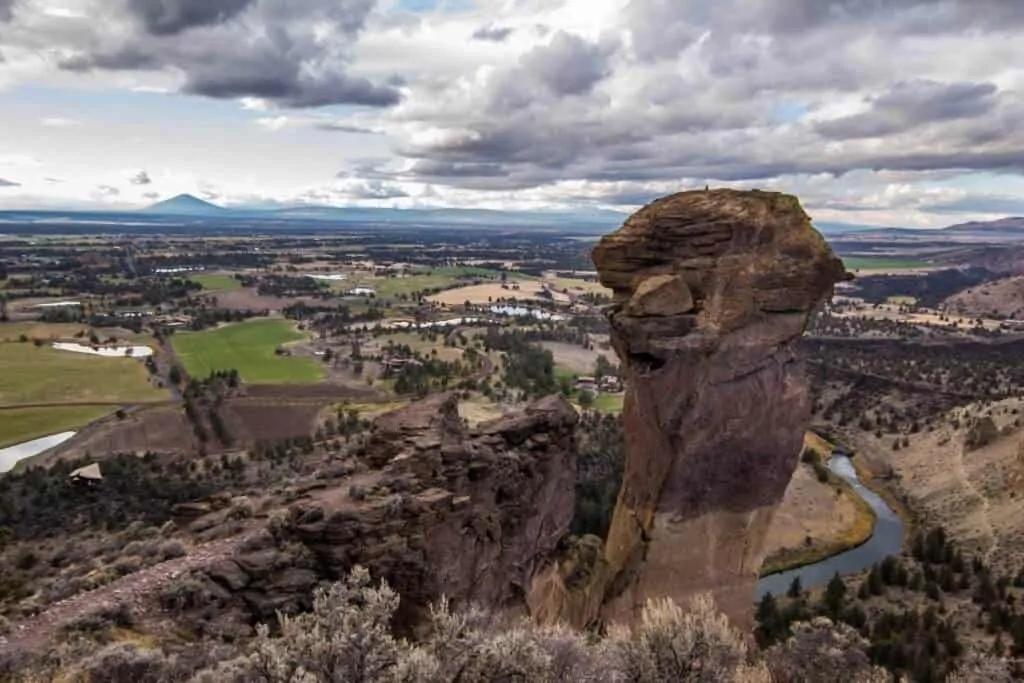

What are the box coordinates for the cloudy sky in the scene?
[1,0,1023,226]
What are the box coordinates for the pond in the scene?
[489,305,565,321]
[52,342,154,358]
[0,431,76,474]
[755,455,904,599]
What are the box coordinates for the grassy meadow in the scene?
[172,318,324,384]
[0,405,113,449]
[354,266,528,299]
[842,256,929,271]
[0,339,168,406]
[190,273,242,291]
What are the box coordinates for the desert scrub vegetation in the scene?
[0,520,191,620]
[181,566,887,683]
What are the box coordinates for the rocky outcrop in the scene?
[964,416,999,451]
[204,392,577,631]
[531,189,846,630]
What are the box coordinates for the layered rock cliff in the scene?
[531,189,846,629]
[188,392,579,632]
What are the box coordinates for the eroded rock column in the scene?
[530,189,846,630]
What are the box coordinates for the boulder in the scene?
[531,188,846,630]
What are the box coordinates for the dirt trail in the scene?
[953,442,999,562]
[0,532,255,655]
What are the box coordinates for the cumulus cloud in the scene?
[126,0,254,36]
[471,25,514,42]
[815,80,1000,140]
[51,0,400,108]
[130,170,152,185]
[2,0,1024,224]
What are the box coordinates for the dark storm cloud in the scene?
[816,80,999,140]
[126,0,255,36]
[516,32,612,97]
[184,67,400,108]
[0,0,14,22]
[129,170,152,185]
[55,0,400,109]
[0,178,19,187]
[409,160,508,177]
[471,25,514,42]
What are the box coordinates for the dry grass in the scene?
[943,275,1024,319]
[845,396,1024,573]
[540,342,604,374]
[762,454,876,576]
[543,276,612,297]
[458,399,508,426]
[428,280,570,306]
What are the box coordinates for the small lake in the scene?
[306,274,348,281]
[53,342,154,358]
[755,455,904,599]
[0,431,76,474]
[489,305,565,321]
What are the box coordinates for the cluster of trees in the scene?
[482,328,558,399]
[0,453,233,544]
[572,411,624,537]
[282,302,387,335]
[852,268,996,307]
[180,305,268,331]
[181,370,241,448]
[757,527,1024,682]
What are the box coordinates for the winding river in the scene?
[755,455,904,599]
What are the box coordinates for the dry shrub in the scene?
[187,568,761,683]
[765,617,890,683]
[74,642,169,683]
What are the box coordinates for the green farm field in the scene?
[172,318,324,384]
[190,273,242,291]
[0,340,168,406]
[0,405,113,449]
[352,266,528,299]
[841,256,930,271]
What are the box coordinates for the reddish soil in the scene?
[244,383,386,401]
[222,400,323,444]
[30,406,196,467]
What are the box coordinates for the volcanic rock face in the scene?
[182,393,578,633]
[281,393,577,627]
[534,189,845,629]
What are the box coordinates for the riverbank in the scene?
[823,428,917,537]
[760,431,877,577]
[761,479,875,577]
[849,450,916,537]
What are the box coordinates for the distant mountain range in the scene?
[137,194,629,231]
[144,194,228,216]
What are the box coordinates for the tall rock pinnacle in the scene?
[530,189,846,630]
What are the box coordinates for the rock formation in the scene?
[531,189,846,629]
[187,392,579,632]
